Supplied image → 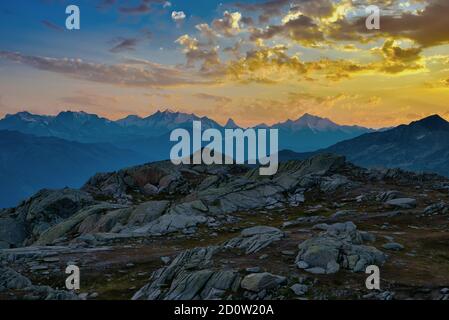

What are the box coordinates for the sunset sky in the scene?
[0,0,448,128]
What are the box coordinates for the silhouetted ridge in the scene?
[409,114,449,131]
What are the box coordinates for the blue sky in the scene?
[0,0,254,63]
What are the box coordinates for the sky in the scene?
[0,0,448,128]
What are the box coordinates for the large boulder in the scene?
[127,200,170,226]
[224,226,284,254]
[423,202,449,215]
[0,266,32,290]
[132,213,208,236]
[296,222,386,274]
[34,203,127,245]
[0,189,95,246]
[82,161,187,202]
[132,246,223,300]
[377,191,404,202]
[0,266,79,300]
[320,174,356,193]
[385,198,417,209]
[241,273,286,293]
[162,269,241,300]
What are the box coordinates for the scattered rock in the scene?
[161,256,171,264]
[241,273,286,293]
[132,246,223,300]
[424,202,449,216]
[377,191,404,202]
[246,267,261,273]
[224,226,284,254]
[296,222,386,274]
[0,266,78,300]
[386,198,417,209]
[290,284,309,296]
[382,243,404,251]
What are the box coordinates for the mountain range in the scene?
[0,109,375,208]
[280,114,449,177]
[0,110,373,156]
[3,109,449,208]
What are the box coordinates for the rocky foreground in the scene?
[1,154,449,300]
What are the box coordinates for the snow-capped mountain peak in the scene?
[225,118,240,129]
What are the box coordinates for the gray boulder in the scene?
[320,174,354,193]
[377,191,404,202]
[382,242,404,251]
[290,284,309,296]
[0,266,32,290]
[224,226,284,254]
[35,203,127,245]
[296,222,386,274]
[164,270,240,300]
[127,200,170,226]
[241,273,286,292]
[1,189,95,246]
[133,213,207,235]
[132,246,221,300]
[424,202,449,215]
[0,266,78,300]
[386,198,417,209]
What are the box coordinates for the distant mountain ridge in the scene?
[277,114,449,177]
[271,113,374,152]
[0,109,374,154]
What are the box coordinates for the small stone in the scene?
[42,257,60,263]
[30,265,48,271]
[281,250,295,256]
[259,254,269,260]
[296,261,309,269]
[246,267,261,273]
[305,267,326,274]
[290,284,309,296]
[382,242,404,251]
[161,256,171,264]
[78,293,88,300]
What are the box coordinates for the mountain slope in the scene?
[273,113,373,152]
[281,115,449,177]
[324,115,449,175]
[0,130,146,208]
